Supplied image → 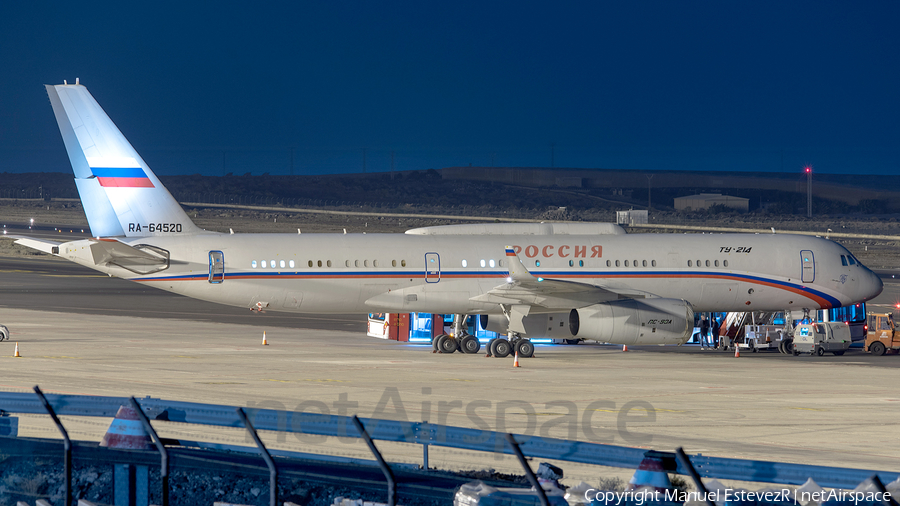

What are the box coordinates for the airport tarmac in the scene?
[1,256,899,486]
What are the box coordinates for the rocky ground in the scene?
[0,457,418,506]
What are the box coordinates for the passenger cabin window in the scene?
[569,260,574,267]
[289,260,295,268]
[723,260,729,267]
[687,260,692,267]
[615,260,620,267]
[651,260,657,267]
[252,260,257,268]
[579,260,584,267]
[401,260,407,267]
[462,260,468,267]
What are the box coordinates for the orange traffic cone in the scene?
[262,331,268,346]
[734,345,740,358]
[100,405,153,449]
[623,345,629,352]
[14,342,20,358]
[513,350,520,367]
[627,451,674,493]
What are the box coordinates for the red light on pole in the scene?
[805,165,812,218]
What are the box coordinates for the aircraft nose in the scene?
[860,268,883,301]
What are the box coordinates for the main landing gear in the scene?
[486,333,535,358]
[432,314,481,355]
[430,314,534,358]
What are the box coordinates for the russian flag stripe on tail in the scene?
[88,158,155,188]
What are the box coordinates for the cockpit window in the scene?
[841,255,848,266]
[848,255,857,265]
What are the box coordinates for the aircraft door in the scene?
[800,250,815,283]
[209,250,225,284]
[425,252,440,283]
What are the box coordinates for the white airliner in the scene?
[13,82,883,358]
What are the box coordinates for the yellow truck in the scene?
[865,313,900,356]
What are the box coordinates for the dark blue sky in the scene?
[2,1,898,176]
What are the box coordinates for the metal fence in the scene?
[1,390,896,493]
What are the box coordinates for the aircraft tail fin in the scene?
[45,82,200,237]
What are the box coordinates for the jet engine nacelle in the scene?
[479,313,573,339]
[569,298,694,345]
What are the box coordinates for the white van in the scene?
[793,322,851,356]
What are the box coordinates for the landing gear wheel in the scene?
[493,339,512,358]
[486,338,497,357]
[832,350,845,356]
[783,339,793,355]
[439,336,459,354]
[432,334,446,352]
[778,341,786,354]
[564,339,580,345]
[516,339,535,358]
[816,346,825,356]
[460,335,480,354]
[870,341,886,356]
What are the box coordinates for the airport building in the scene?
[674,193,749,212]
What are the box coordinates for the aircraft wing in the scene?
[469,246,656,333]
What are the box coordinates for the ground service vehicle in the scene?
[0,324,8,342]
[865,313,900,356]
[793,322,851,356]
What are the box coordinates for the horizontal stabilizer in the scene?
[12,237,63,255]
